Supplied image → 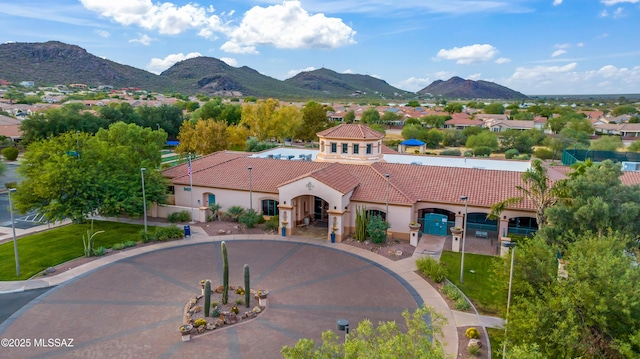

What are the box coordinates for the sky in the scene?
[0,0,639,96]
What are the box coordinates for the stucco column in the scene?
[278,204,293,237]
[498,216,509,238]
[455,212,464,228]
[327,209,346,242]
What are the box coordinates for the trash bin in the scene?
[183,225,191,238]
[281,227,286,237]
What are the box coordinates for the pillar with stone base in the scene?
[500,237,512,256]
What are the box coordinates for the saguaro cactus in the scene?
[244,264,250,308]
[204,280,211,316]
[221,241,229,305]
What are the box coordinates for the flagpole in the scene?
[189,154,195,224]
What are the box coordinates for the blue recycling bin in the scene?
[281,227,286,237]
[183,225,191,238]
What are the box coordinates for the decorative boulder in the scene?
[468,338,482,348]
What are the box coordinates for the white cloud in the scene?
[370,74,381,79]
[286,66,316,77]
[577,42,584,47]
[220,57,237,66]
[342,69,354,74]
[507,63,640,94]
[80,0,226,36]
[495,57,511,64]
[467,73,482,80]
[601,0,639,5]
[220,42,258,54]
[393,77,431,92]
[555,43,570,49]
[94,29,110,38]
[553,0,563,5]
[435,44,498,64]
[613,7,625,17]
[221,1,356,54]
[551,49,567,57]
[146,52,202,74]
[129,34,154,46]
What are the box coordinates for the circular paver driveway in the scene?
[1,240,420,358]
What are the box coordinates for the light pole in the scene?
[337,319,349,343]
[502,242,516,359]
[8,188,20,276]
[384,173,390,221]
[459,195,469,284]
[248,166,253,211]
[141,168,147,233]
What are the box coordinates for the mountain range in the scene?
[0,41,527,100]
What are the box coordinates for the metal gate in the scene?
[423,213,448,236]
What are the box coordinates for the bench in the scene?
[475,231,488,238]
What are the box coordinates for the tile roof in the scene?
[316,124,384,139]
[162,151,248,179]
[305,163,361,194]
[171,155,329,192]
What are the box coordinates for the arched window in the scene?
[262,199,279,216]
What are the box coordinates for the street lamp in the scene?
[502,241,516,359]
[248,166,253,211]
[384,173,390,221]
[141,168,147,233]
[8,188,20,277]
[459,195,469,284]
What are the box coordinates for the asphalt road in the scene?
[0,287,51,325]
[0,162,43,229]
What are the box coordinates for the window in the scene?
[342,143,348,153]
[353,144,359,154]
[262,199,279,216]
[366,143,372,154]
[330,142,337,153]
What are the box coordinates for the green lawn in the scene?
[0,220,156,281]
[439,250,505,316]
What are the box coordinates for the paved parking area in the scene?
[0,240,421,358]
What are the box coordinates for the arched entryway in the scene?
[418,208,455,236]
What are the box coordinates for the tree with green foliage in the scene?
[14,123,167,222]
[421,129,444,149]
[590,135,622,151]
[192,98,242,126]
[406,100,420,107]
[483,103,505,114]
[610,104,638,116]
[420,115,449,128]
[539,160,640,247]
[465,131,498,151]
[3,89,25,104]
[381,111,402,124]
[461,126,483,138]
[361,108,381,124]
[629,139,640,152]
[442,130,466,147]
[20,104,107,144]
[401,124,422,141]
[368,123,386,135]
[443,103,463,114]
[281,305,447,359]
[136,104,184,138]
[343,110,355,123]
[503,233,640,358]
[176,119,228,155]
[298,101,331,141]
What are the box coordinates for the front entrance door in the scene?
[423,213,448,236]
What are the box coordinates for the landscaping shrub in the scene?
[517,154,530,160]
[154,225,184,240]
[467,344,481,356]
[416,256,447,283]
[455,297,471,310]
[442,283,461,300]
[93,246,106,256]
[168,210,190,223]
[463,150,474,157]
[226,205,245,222]
[440,149,461,156]
[194,318,207,327]
[367,214,389,244]
[2,147,19,161]
[466,327,480,339]
[473,146,492,157]
[533,147,554,160]
[140,230,155,243]
[123,240,137,248]
[504,148,519,159]
[263,215,279,231]
[239,209,264,228]
[112,243,125,250]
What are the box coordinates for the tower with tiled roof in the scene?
[315,124,385,164]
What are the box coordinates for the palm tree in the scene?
[489,159,560,228]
